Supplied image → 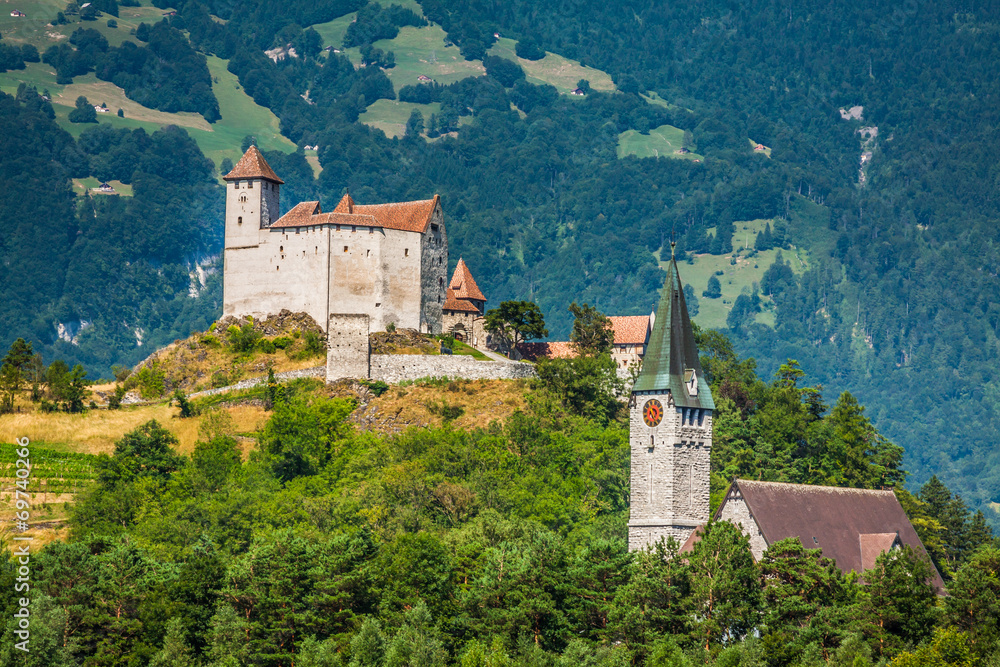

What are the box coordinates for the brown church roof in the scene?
[609,315,650,345]
[223,146,284,184]
[719,480,944,590]
[449,258,486,301]
[269,195,440,233]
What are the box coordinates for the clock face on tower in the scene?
[643,399,663,427]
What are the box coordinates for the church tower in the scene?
[628,244,714,551]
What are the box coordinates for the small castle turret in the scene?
[223,146,284,250]
[628,244,714,551]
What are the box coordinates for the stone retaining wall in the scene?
[189,365,326,399]
[369,354,536,384]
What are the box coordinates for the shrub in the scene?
[200,333,221,348]
[211,371,230,388]
[302,330,326,357]
[173,390,196,418]
[272,336,292,350]
[228,321,261,354]
[108,385,126,410]
[427,399,464,422]
[257,339,276,354]
[135,365,166,399]
[360,379,389,397]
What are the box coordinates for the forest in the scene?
[1,324,997,666]
[1,0,1000,523]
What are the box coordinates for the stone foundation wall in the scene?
[369,354,535,384]
[628,525,698,552]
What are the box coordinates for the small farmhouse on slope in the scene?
[629,245,943,588]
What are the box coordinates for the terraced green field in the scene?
[618,124,703,160]
[358,99,442,138]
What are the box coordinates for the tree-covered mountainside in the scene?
[2,0,1000,524]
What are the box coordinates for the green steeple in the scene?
[632,250,714,409]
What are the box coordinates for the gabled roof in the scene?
[269,195,441,233]
[223,146,284,184]
[352,195,440,233]
[443,288,482,313]
[719,480,944,590]
[631,253,712,408]
[449,258,486,301]
[609,315,650,345]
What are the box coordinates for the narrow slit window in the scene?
[248,181,253,189]
[404,248,409,257]
[238,216,243,225]
[343,246,348,253]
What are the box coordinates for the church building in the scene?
[629,247,942,587]
[222,146,449,336]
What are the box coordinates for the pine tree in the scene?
[150,618,197,667]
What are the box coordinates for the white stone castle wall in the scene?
[327,313,371,380]
[369,354,535,383]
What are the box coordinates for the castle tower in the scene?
[628,245,714,551]
[223,146,284,249]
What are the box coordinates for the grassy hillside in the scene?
[488,36,615,94]
[618,124,702,160]
[0,6,295,170]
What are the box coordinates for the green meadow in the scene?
[487,37,615,94]
[668,218,813,330]
[618,124,703,160]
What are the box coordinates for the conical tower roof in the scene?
[449,258,486,301]
[632,250,714,409]
[223,145,284,184]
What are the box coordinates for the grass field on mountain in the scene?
[671,219,813,330]
[488,37,615,94]
[618,123,703,160]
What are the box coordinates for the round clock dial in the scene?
[643,399,664,427]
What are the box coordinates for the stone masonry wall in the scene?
[628,525,698,552]
[369,354,535,384]
[327,314,370,380]
[419,206,448,334]
[717,490,769,560]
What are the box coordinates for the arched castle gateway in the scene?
[222,146,448,342]
[628,247,714,551]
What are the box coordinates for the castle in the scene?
[221,147,529,383]
[223,146,448,339]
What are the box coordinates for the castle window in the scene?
[233,182,238,190]
[239,194,247,203]
[238,216,243,225]
[369,227,374,234]
[351,226,356,233]
[248,181,253,189]
[336,225,341,231]
[405,249,409,257]
[431,223,439,231]
[276,266,279,271]
[280,246,283,251]
[343,246,348,253]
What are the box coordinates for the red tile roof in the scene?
[516,341,576,361]
[269,195,440,233]
[223,146,284,184]
[443,288,481,312]
[449,258,486,301]
[609,315,650,345]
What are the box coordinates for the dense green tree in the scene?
[485,300,548,358]
[69,95,97,122]
[703,275,722,299]
[569,302,614,355]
